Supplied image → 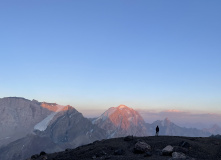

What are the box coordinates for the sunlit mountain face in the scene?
[92,105,150,138]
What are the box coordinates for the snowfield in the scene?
[34,105,66,131]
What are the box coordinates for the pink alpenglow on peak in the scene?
[117,105,130,110]
[93,105,149,138]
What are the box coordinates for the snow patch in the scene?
[93,107,116,124]
[0,137,10,141]
[118,105,127,110]
[69,112,75,118]
[34,105,66,131]
[128,117,134,122]
[109,131,116,138]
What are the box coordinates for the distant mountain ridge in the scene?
[146,118,210,137]
[203,124,221,135]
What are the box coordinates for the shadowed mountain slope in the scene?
[0,97,53,146]
[0,104,106,160]
[0,134,62,160]
[38,106,107,146]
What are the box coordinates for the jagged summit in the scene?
[93,105,148,138]
[117,104,129,109]
[1,97,30,101]
[93,105,141,123]
[40,102,74,112]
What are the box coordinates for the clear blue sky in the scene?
[1,0,221,112]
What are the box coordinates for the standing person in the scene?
[156,125,159,136]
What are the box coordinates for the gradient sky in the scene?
[0,0,221,113]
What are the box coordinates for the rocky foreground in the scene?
[28,136,221,160]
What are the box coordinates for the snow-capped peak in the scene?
[92,107,117,123]
[93,105,148,138]
[117,105,128,110]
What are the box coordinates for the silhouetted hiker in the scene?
[156,125,159,136]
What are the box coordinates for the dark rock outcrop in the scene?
[27,136,221,160]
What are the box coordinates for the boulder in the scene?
[134,141,151,153]
[162,145,173,156]
[172,152,186,159]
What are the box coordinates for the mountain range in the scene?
[0,97,219,160]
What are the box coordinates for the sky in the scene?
[0,0,221,114]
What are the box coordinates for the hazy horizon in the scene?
[2,96,221,129]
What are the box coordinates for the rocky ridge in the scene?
[27,136,221,160]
